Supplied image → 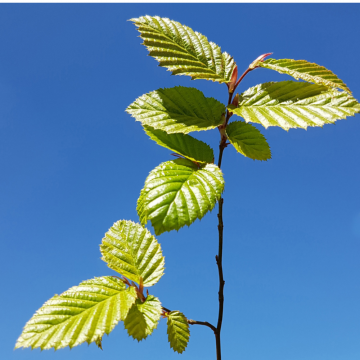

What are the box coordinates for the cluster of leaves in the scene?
[16,15,360,356]
[15,220,189,354]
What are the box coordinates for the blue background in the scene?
[1,4,359,360]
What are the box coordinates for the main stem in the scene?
[215,67,253,360]
[215,98,232,360]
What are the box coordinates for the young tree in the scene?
[15,15,360,360]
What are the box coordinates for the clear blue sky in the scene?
[1,4,360,360]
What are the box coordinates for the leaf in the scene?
[226,121,271,161]
[124,295,162,341]
[259,58,351,94]
[143,125,214,164]
[166,311,190,354]
[15,277,136,351]
[228,81,360,130]
[126,86,225,134]
[137,158,225,235]
[100,220,164,287]
[130,16,236,83]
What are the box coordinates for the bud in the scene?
[231,93,239,108]
[227,65,238,94]
[249,53,272,69]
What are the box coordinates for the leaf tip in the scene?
[249,53,273,69]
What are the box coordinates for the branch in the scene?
[215,196,225,360]
[183,62,254,360]
[187,319,217,334]
[234,67,253,93]
[214,63,254,358]
[162,307,217,334]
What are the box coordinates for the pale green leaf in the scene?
[260,58,351,94]
[137,158,224,235]
[126,86,225,134]
[100,220,164,287]
[167,311,190,354]
[143,125,214,164]
[124,295,162,341]
[15,277,136,351]
[226,121,271,161]
[228,81,360,130]
[131,16,236,83]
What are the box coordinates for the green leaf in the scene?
[137,158,225,235]
[226,121,271,161]
[124,295,162,341]
[228,81,360,130]
[130,16,236,83]
[15,277,136,351]
[260,58,351,94]
[100,220,164,287]
[126,86,225,134]
[143,125,214,164]
[166,311,190,354]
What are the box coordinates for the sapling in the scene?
[15,15,360,360]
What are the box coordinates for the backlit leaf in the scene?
[131,16,236,83]
[228,81,360,130]
[126,86,225,134]
[124,295,162,341]
[137,158,224,235]
[100,220,164,287]
[15,277,136,351]
[167,311,190,354]
[226,121,271,161]
[260,58,351,94]
[143,125,214,164]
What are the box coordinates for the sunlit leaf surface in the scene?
[144,125,214,164]
[126,86,225,134]
[137,158,224,235]
[228,81,360,130]
[167,311,190,353]
[124,295,162,341]
[260,58,351,94]
[101,220,165,287]
[131,16,236,83]
[15,277,136,350]
[226,121,271,161]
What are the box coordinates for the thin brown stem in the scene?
[187,319,217,334]
[214,99,232,360]
[215,197,225,360]
[214,65,254,360]
[217,145,225,169]
[227,91,233,108]
[233,67,254,95]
